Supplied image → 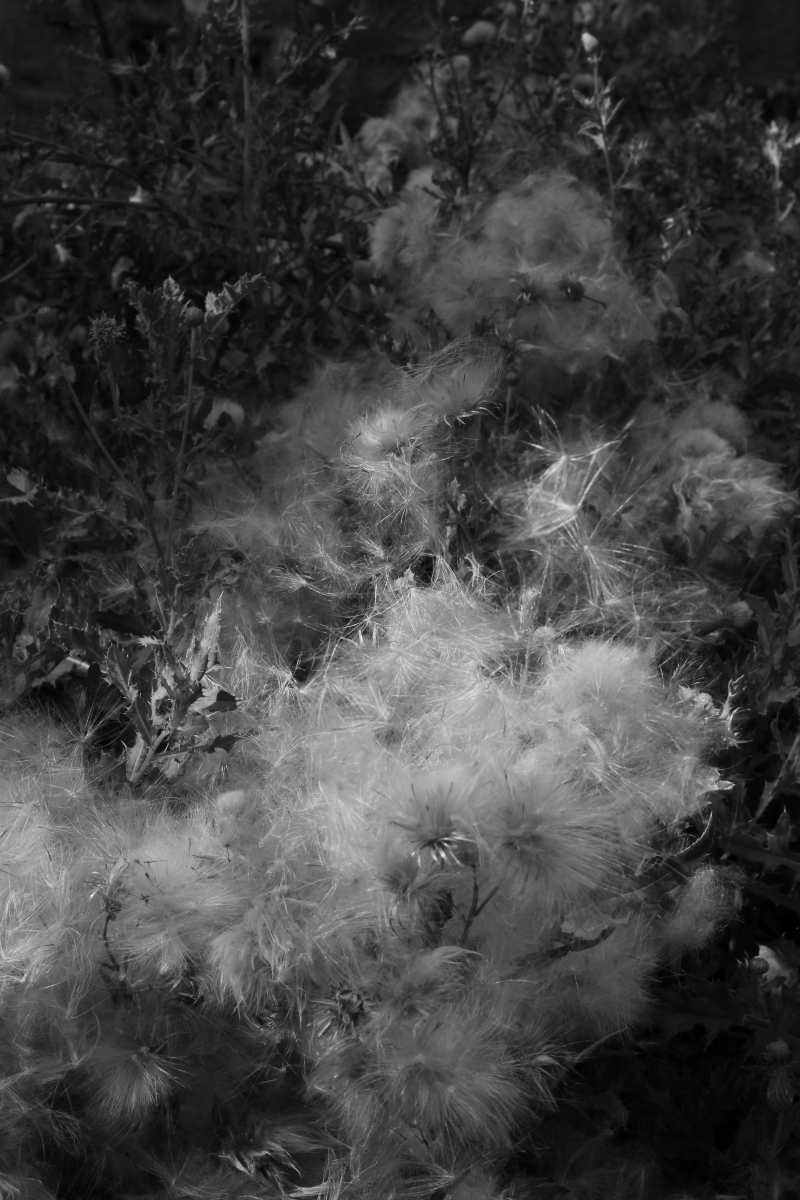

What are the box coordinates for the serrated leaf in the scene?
[205,275,265,331]
[129,695,153,745]
[188,593,223,681]
[106,646,137,701]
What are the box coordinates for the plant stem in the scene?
[49,341,165,562]
[167,327,198,558]
[239,0,257,274]
[104,362,122,423]
[80,0,124,103]
[0,196,160,208]
[128,727,172,784]
[591,54,617,217]
[459,868,503,945]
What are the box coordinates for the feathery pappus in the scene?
[1,130,794,1200]
[369,172,671,392]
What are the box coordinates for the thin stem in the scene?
[104,362,122,423]
[0,195,176,218]
[49,340,165,562]
[427,63,458,175]
[446,52,473,187]
[167,327,198,558]
[459,868,503,946]
[100,909,126,981]
[1,130,147,185]
[774,165,783,227]
[80,0,124,103]
[128,727,171,785]
[769,1111,786,1162]
[239,0,257,274]
[591,54,617,217]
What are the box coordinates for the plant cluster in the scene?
[1,2,800,1200]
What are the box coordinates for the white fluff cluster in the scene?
[494,382,794,640]
[629,388,795,567]
[0,573,732,1198]
[1,353,751,1199]
[4,165,792,1199]
[198,345,499,673]
[370,172,665,379]
[356,61,469,194]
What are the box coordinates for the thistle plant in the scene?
[574,30,624,215]
[12,277,262,784]
[2,5,800,1198]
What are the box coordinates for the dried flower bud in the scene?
[183,306,205,328]
[764,1038,790,1064]
[88,314,125,361]
[581,31,599,54]
[763,1040,795,1112]
[767,1064,795,1112]
[35,306,58,330]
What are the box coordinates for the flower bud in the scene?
[764,1038,790,1063]
[763,1040,796,1112]
[183,306,205,328]
[88,314,125,361]
[767,1065,795,1112]
[581,31,599,54]
[35,306,58,330]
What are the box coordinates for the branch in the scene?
[80,0,124,103]
[0,193,166,211]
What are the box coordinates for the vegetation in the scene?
[1,2,799,1198]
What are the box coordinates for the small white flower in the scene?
[581,31,599,54]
